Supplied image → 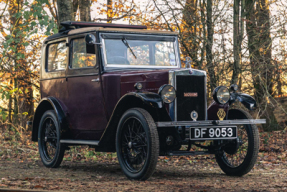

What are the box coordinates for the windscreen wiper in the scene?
[122,38,137,59]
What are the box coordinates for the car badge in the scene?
[184,92,198,97]
[191,110,198,121]
[217,108,226,120]
[185,56,192,69]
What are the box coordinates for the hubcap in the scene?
[128,141,132,149]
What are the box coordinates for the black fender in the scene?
[97,92,171,151]
[207,101,229,120]
[31,97,70,142]
[126,92,164,108]
[230,92,257,110]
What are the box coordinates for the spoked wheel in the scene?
[215,109,259,176]
[116,108,159,180]
[38,110,65,168]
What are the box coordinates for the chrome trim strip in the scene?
[60,140,99,145]
[190,137,237,141]
[100,33,180,69]
[156,119,266,127]
[169,70,175,121]
[204,74,207,120]
[169,69,207,121]
[105,64,178,68]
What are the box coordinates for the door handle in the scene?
[91,78,100,82]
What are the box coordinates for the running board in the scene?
[167,151,211,156]
[60,140,99,146]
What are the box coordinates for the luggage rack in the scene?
[60,21,147,32]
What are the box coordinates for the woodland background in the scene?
[0,0,287,191]
[0,0,287,132]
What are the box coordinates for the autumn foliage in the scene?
[0,0,286,154]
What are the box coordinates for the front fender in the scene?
[231,93,257,110]
[207,101,229,120]
[98,92,170,151]
[127,92,163,108]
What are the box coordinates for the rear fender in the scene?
[32,97,70,141]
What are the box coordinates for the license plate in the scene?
[190,126,237,140]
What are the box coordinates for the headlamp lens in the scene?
[159,85,176,104]
[213,86,230,104]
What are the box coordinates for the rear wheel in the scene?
[215,109,259,176]
[38,110,65,168]
[116,108,159,180]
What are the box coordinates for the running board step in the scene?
[60,140,99,146]
[167,151,211,156]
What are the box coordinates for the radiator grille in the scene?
[176,75,206,121]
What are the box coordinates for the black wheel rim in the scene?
[221,124,249,168]
[120,117,148,173]
[40,117,58,162]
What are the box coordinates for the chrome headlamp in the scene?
[158,84,176,104]
[213,86,230,104]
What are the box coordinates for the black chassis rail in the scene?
[156,119,266,127]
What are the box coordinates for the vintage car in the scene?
[30,21,265,180]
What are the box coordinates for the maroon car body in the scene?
[31,21,265,180]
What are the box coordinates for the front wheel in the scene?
[215,109,259,176]
[116,108,159,180]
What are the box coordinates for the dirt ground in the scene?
[0,155,286,192]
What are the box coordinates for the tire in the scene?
[116,108,159,180]
[215,109,259,176]
[38,110,65,168]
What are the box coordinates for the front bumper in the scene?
[156,119,266,127]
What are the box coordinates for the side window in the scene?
[72,38,96,68]
[47,42,68,72]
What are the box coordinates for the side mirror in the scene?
[85,34,96,45]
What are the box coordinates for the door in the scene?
[66,36,107,140]
[41,40,69,103]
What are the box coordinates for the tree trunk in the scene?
[57,0,74,28]
[8,0,36,128]
[182,0,200,67]
[79,0,91,21]
[13,78,18,125]
[8,0,23,125]
[245,0,279,131]
[8,80,12,123]
[206,0,216,92]
[73,0,79,19]
[107,0,113,23]
[232,0,240,85]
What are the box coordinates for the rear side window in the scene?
[47,42,68,72]
[72,38,96,68]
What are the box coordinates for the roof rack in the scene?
[60,21,147,32]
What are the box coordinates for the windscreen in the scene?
[103,35,178,68]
